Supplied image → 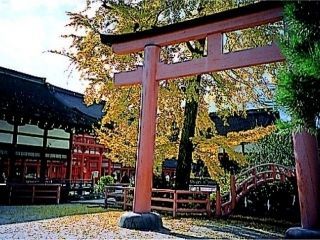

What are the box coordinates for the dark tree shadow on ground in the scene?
[157,223,283,239]
[158,227,209,239]
[198,224,282,239]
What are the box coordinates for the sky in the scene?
[0,1,289,119]
[0,0,88,93]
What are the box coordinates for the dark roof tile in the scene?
[100,1,282,46]
[0,66,103,131]
[210,109,279,136]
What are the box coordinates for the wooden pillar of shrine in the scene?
[21,159,26,182]
[80,146,85,180]
[108,159,112,175]
[47,163,52,179]
[36,160,40,178]
[40,128,48,183]
[0,155,4,181]
[65,131,73,187]
[8,123,18,182]
[98,149,103,177]
[133,45,160,213]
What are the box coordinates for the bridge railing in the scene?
[221,163,295,216]
[236,163,295,190]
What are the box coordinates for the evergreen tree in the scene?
[276,1,320,229]
[246,130,295,167]
[277,1,320,129]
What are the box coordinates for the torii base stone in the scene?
[285,227,320,239]
[119,212,163,231]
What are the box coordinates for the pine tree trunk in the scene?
[175,76,200,190]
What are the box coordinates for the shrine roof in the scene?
[162,159,178,169]
[50,86,104,120]
[0,66,103,132]
[209,109,279,136]
[100,1,282,46]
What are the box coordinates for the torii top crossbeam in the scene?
[100,1,284,214]
[101,1,284,85]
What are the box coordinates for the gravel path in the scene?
[0,216,177,239]
[0,211,284,239]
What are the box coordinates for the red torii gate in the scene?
[100,1,319,234]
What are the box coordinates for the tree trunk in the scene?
[293,129,320,229]
[175,76,200,190]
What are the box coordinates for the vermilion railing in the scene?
[105,163,295,217]
[105,185,211,217]
[220,163,295,216]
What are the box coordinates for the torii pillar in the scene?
[100,2,290,231]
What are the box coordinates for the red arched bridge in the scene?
[217,163,295,216]
[105,163,295,218]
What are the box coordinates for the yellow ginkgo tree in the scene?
[56,0,282,189]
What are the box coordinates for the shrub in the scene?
[246,131,295,167]
[94,175,114,195]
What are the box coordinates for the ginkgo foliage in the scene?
[57,0,283,189]
[194,125,275,185]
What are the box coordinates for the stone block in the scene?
[119,212,163,231]
[285,227,320,239]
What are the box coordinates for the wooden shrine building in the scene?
[0,66,106,184]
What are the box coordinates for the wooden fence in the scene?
[105,185,211,217]
[105,163,295,218]
[8,183,61,204]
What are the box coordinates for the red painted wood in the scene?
[230,174,236,210]
[293,130,320,229]
[207,33,222,61]
[271,164,276,180]
[158,43,284,80]
[114,67,142,86]
[252,168,257,186]
[215,185,222,217]
[72,152,101,157]
[123,188,128,211]
[114,43,284,86]
[108,159,112,175]
[106,4,288,218]
[66,132,73,182]
[98,150,102,178]
[221,163,295,216]
[173,191,177,217]
[133,45,160,213]
[112,7,282,54]
[72,134,106,180]
[80,147,85,180]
